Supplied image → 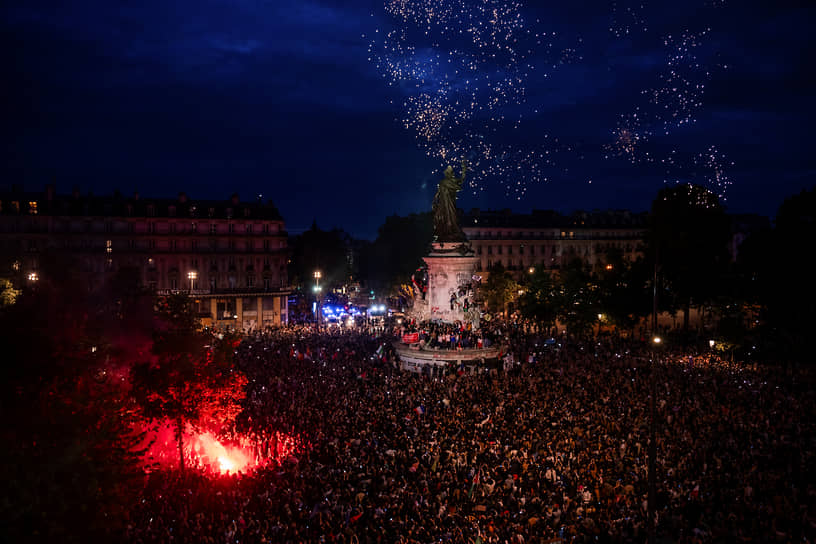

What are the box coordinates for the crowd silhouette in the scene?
[125,324,815,543]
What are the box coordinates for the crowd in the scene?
[125,323,816,543]
[398,320,496,350]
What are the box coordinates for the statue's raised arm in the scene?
[432,160,468,243]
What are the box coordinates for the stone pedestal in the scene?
[411,242,477,323]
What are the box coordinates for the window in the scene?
[226,208,233,219]
[147,205,156,217]
[149,239,156,250]
[149,222,156,234]
[245,224,252,234]
[497,246,503,255]
[192,240,198,251]
[228,224,235,234]
[247,275,255,288]
[264,239,270,250]
[28,201,38,215]
[519,244,525,255]
[170,278,178,290]
[168,206,176,217]
[477,245,482,255]
[508,245,513,255]
[243,208,250,218]
[189,205,197,217]
[487,245,493,255]
[264,278,271,290]
[208,207,215,218]
[210,224,217,234]
[106,240,112,254]
[191,222,197,233]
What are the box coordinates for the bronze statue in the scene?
[432,160,467,242]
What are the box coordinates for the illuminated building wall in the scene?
[0,185,291,329]
[461,208,648,279]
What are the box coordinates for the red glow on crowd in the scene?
[141,420,305,474]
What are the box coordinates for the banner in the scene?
[402,332,420,344]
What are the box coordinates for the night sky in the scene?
[2,0,814,238]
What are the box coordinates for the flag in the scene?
[376,345,384,357]
[468,472,480,498]
[415,406,425,416]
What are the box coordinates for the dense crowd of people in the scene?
[125,322,816,543]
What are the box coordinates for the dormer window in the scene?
[168,205,176,217]
[189,205,197,217]
[147,205,156,217]
[226,208,233,219]
[243,208,250,217]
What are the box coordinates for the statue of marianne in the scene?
[432,160,468,242]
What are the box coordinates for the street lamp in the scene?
[27,272,38,282]
[313,271,322,329]
[648,335,663,544]
[187,270,197,291]
[528,266,535,274]
[709,339,715,349]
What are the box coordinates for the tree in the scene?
[0,277,21,306]
[480,262,519,316]
[130,294,247,472]
[518,267,559,330]
[289,222,351,290]
[645,184,730,336]
[358,212,433,293]
[739,187,816,361]
[597,250,652,334]
[0,251,149,542]
[555,259,602,337]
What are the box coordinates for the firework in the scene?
[368,0,578,197]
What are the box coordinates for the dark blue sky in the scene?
[2,0,814,238]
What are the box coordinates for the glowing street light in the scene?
[652,336,662,345]
[313,270,322,328]
[187,270,198,290]
[27,272,38,282]
[528,266,535,274]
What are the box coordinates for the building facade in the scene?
[462,208,648,278]
[0,186,290,330]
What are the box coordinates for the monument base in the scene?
[409,242,478,324]
[393,342,501,374]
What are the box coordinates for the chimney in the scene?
[133,191,140,200]
[178,192,188,203]
[46,183,55,201]
[231,193,239,205]
[72,186,80,199]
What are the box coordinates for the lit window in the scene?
[28,201,38,215]
[106,240,112,253]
